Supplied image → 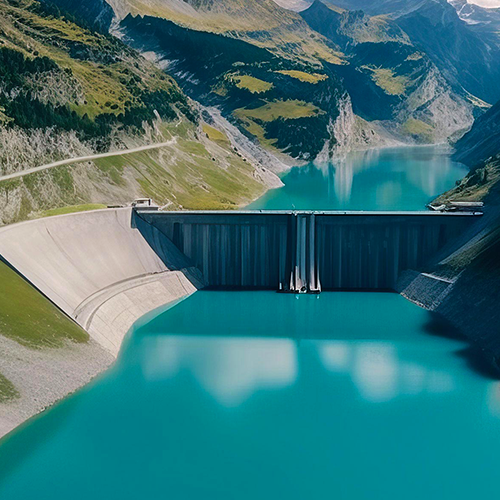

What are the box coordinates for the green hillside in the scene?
[114,0,346,65]
[0,0,193,134]
[0,260,87,348]
[119,12,346,160]
[0,259,89,402]
[0,0,275,223]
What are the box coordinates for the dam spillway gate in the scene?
[135,210,479,293]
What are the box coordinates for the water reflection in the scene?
[2,292,500,500]
[140,333,463,407]
[488,383,500,417]
[319,341,455,402]
[332,156,354,203]
[249,146,467,211]
[135,291,483,407]
[141,336,298,407]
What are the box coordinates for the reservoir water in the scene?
[250,146,467,211]
[1,146,498,499]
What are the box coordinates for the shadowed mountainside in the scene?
[301,1,476,143]
[453,100,500,166]
[400,116,500,368]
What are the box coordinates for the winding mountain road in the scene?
[0,139,177,182]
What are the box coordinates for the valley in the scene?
[0,2,500,488]
[1,0,492,224]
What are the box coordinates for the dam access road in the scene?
[0,140,177,183]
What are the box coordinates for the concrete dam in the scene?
[136,210,479,293]
[0,208,479,357]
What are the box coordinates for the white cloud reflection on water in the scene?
[319,341,455,402]
[141,336,298,407]
[488,383,500,416]
[140,333,460,407]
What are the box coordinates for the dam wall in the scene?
[315,213,472,290]
[136,210,478,292]
[0,208,479,352]
[0,208,202,356]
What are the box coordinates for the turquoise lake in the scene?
[1,146,498,499]
[249,146,467,211]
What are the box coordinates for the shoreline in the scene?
[0,278,200,440]
[0,336,114,439]
[0,208,203,440]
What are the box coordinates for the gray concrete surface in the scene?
[138,210,480,292]
[0,208,202,353]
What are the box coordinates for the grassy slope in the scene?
[0,373,19,403]
[434,155,500,205]
[362,67,408,96]
[276,70,328,84]
[92,121,266,210]
[0,223,89,404]
[0,118,270,223]
[41,203,107,217]
[232,75,273,94]
[0,0,180,118]
[429,155,500,275]
[234,100,324,149]
[0,260,88,348]
[202,124,229,143]
[235,100,323,122]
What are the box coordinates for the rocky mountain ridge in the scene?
[449,0,500,40]
[111,0,482,155]
[301,1,476,143]
[323,0,500,104]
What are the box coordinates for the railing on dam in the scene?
[134,210,480,292]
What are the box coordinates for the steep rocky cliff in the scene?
[324,0,500,104]
[301,1,476,143]
[449,0,500,41]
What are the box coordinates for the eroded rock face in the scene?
[449,0,500,39]
[272,0,312,11]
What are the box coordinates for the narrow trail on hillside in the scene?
[0,138,177,182]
